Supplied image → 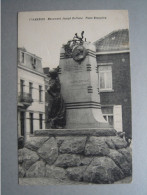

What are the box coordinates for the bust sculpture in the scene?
[63,31,87,62]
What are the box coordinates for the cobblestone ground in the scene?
[19,176,132,185]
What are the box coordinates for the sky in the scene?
[18,10,129,69]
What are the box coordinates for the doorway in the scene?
[20,111,25,136]
[30,113,34,134]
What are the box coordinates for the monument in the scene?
[20,32,132,184]
[58,32,110,129]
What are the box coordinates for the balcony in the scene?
[18,92,33,108]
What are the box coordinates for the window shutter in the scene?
[113,105,123,132]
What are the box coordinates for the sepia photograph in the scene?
[17,10,132,185]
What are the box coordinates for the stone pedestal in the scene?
[19,129,132,184]
[59,42,110,129]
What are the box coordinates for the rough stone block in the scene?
[25,137,49,151]
[26,160,46,177]
[66,166,87,181]
[18,148,39,170]
[80,156,94,166]
[18,164,25,178]
[83,157,124,183]
[56,136,67,147]
[46,165,68,180]
[59,136,87,154]
[107,149,132,176]
[55,154,81,168]
[18,136,24,149]
[111,136,128,149]
[18,150,23,164]
[37,137,58,165]
[105,137,116,149]
[84,137,109,156]
[118,147,132,163]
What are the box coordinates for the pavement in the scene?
[19,176,132,185]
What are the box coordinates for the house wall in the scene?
[18,49,43,73]
[18,49,46,141]
[96,52,132,138]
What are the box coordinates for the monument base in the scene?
[65,107,111,129]
[34,128,115,136]
[18,128,132,184]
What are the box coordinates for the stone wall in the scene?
[18,129,132,184]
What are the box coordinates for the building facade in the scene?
[17,48,46,141]
[95,29,132,138]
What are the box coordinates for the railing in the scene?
[18,92,33,104]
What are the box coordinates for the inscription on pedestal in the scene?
[64,60,84,72]
[69,80,89,90]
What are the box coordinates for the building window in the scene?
[34,58,36,65]
[20,80,24,95]
[39,114,43,129]
[101,106,114,126]
[102,105,123,131]
[31,57,36,69]
[39,85,42,102]
[29,82,33,98]
[29,113,34,134]
[21,52,24,63]
[99,66,112,90]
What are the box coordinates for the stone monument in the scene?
[58,32,110,129]
[20,32,132,184]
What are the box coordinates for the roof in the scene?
[94,29,129,52]
[18,48,44,74]
[18,47,42,60]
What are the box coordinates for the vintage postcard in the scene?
[18,10,132,185]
